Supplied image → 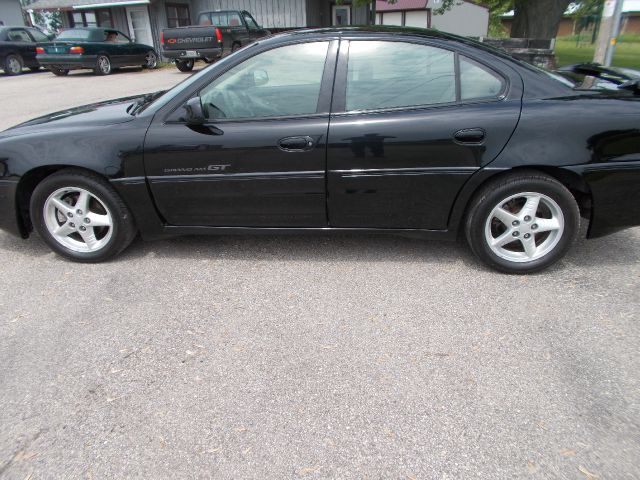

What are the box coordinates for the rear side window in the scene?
[56,29,93,41]
[28,28,49,42]
[345,41,505,112]
[459,56,504,100]
[7,29,32,42]
[346,41,455,111]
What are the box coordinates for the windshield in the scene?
[56,29,94,41]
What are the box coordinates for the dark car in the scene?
[556,62,640,92]
[0,26,51,75]
[1,27,639,273]
[36,27,158,76]
[162,10,270,71]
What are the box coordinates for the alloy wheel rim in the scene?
[146,52,157,68]
[99,56,110,74]
[8,57,21,73]
[484,192,564,263]
[44,187,114,253]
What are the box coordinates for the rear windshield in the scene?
[197,11,243,27]
[56,29,96,41]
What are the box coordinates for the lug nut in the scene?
[84,218,90,224]
[512,220,520,227]
[67,212,73,218]
[524,233,531,239]
[524,215,532,222]
[69,222,75,228]
[531,224,538,230]
[76,209,83,215]
[512,231,520,237]
[79,226,86,231]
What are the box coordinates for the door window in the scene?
[242,12,259,30]
[346,41,456,111]
[459,56,504,100]
[199,42,329,120]
[27,28,49,42]
[7,29,31,42]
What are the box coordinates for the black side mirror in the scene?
[184,97,206,125]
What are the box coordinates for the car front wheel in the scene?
[175,59,194,72]
[4,54,23,75]
[30,170,137,262]
[94,55,111,75]
[465,172,580,274]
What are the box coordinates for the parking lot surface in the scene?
[0,68,639,479]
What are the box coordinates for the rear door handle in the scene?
[453,128,486,144]
[278,136,315,152]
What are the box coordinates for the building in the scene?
[24,0,487,56]
[0,0,26,26]
[375,0,489,37]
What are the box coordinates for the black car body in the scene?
[0,27,639,272]
[0,26,51,75]
[36,27,158,76]
[161,10,269,71]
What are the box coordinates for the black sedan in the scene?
[0,27,639,273]
[0,26,51,75]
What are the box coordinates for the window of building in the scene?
[166,3,190,28]
[70,10,112,28]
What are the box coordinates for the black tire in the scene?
[94,54,111,75]
[175,59,194,72]
[142,50,158,69]
[4,53,23,75]
[231,43,241,53]
[30,169,137,263]
[49,67,69,76]
[465,171,580,274]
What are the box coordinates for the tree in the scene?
[359,0,594,40]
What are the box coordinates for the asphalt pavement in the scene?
[0,67,638,479]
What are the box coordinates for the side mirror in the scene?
[253,69,269,87]
[184,97,206,125]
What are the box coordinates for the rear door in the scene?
[7,28,36,66]
[144,40,338,227]
[327,38,523,230]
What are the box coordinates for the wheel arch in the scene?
[450,165,593,238]
[15,165,109,236]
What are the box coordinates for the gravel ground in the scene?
[0,68,639,479]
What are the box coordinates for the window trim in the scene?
[163,39,340,125]
[333,38,509,116]
[165,2,191,28]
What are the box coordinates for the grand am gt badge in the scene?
[163,164,231,174]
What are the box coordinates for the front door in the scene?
[332,5,351,25]
[126,6,153,47]
[144,41,337,227]
[327,39,522,230]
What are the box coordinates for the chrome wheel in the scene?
[484,192,564,263]
[97,55,111,74]
[7,55,22,74]
[43,187,114,253]
[145,51,157,68]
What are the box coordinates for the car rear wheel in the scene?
[175,59,194,72]
[94,55,112,75]
[465,172,580,274]
[30,170,137,262]
[4,54,23,75]
[143,51,158,69]
[49,67,69,76]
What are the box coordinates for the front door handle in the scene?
[453,128,486,144]
[278,136,315,152]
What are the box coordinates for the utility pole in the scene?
[593,0,625,66]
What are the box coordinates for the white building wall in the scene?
[429,0,488,37]
[0,0,25,26]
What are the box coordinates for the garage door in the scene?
[405,11,429,28]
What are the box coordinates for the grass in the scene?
[555,35,640,69]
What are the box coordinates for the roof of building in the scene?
[376,0,488,12]
[26,0,148,11]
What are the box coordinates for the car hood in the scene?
[2,95,147,135]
